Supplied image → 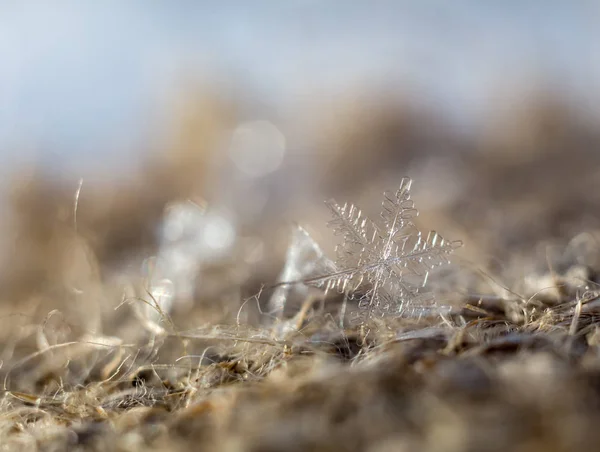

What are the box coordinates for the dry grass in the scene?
[4,284,600,451]
[2,89,600,451]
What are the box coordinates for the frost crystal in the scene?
[308,178,462,323]
[269,225,335,318]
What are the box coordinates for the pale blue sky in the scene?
[0,1,598,170]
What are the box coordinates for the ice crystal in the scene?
[268,225,335,318]
[307,177,462,323]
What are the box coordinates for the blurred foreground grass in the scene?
[2,84,600,451]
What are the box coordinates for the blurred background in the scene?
[1,1,600,338]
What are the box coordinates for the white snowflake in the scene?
[306,178,462,324]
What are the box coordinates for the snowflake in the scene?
[306,178,462,324]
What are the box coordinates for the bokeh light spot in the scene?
[229,120,286,178]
